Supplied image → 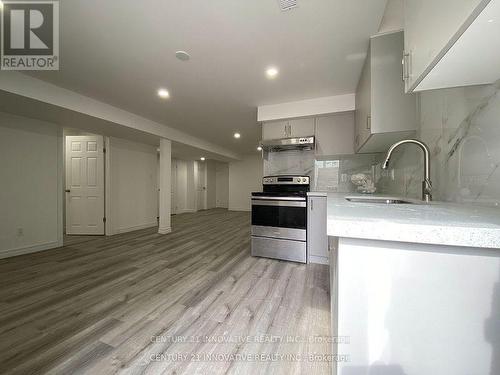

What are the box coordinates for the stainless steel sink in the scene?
[345,196,423,205]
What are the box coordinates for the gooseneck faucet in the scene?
[382,139,433,202]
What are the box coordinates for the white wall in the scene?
[171,159,198,214]
[229,154,263,211]
[216,162,229,208]
[172,159,185,213]
[206,160,217,209]
[186,161,197,211]
[0,112,63,258]
[257,94,356,122]
[107,137,158,234]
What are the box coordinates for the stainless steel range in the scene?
[251,175,310,263]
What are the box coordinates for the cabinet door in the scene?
[371,32,416,134]
[355,54,372,151]
[288,118,315,137]
[315,113,355,157]
[307,196,328,264]
[262,120,288,140]
[403,0,485,92]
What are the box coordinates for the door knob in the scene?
[65,189,71,193]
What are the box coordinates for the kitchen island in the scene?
[327,193,500,375]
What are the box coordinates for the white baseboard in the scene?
[308,255,330,265]
[158,226,172,234]
[175,209,196,214]
[228,207,251,212]
[115,222,158,234]
[0,240,63,259]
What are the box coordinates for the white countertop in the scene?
[327,193,500,249]
[307,191,328,197]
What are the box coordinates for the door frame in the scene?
[104,136,111,235]
[196,161,207,211]
[63,132,109,238]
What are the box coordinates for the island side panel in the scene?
[335,237,500,375]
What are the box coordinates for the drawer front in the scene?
[251,236,306,263]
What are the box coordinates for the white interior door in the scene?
[197,162,207,210]
[65,136,105,235]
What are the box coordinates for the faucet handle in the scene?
[422,179,433,202]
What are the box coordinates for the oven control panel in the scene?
[263,176,310,185]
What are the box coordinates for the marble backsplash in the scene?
[263,149,383,193]
[263,149,316,177]
[383,81,500,207]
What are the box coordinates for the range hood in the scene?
[261,136,315,152]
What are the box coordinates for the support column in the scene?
[158,138,172,234]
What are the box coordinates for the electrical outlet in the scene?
[17,228,24,237]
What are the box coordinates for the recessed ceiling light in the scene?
[488,19,494,23]
[175,51,190,61]
[200,157,206,161]
[257,146,263,151]
[234,132,241,139]
[157,88,170,99]
[266,67,279,79]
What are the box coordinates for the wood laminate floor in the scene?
[0,209,331,375]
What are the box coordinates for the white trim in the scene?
[57,127,64,247]
[0,240,63,260]
[257,94,355,122]
[158,226,172,235]
[229,207,251,212]
[308,255,330,265]
[104,137,113,236]
[115,222,158,234]
[175,209,196,214]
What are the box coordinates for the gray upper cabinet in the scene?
[315,112,355,158]
[355,31,417,154]
[262,120,289,140]
[262,118,315,140]
[262,113,356,157]
[403,0,498,92]
[288,118,315,138]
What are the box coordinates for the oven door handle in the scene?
[251,199,306,208]
[251,196,306,201]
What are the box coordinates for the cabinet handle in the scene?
[366,116,371,130]
[402,52,410,82]
[310,199,314,211]
[287,123,291,137]
[355,134,359,146]
[401,54,405,82]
